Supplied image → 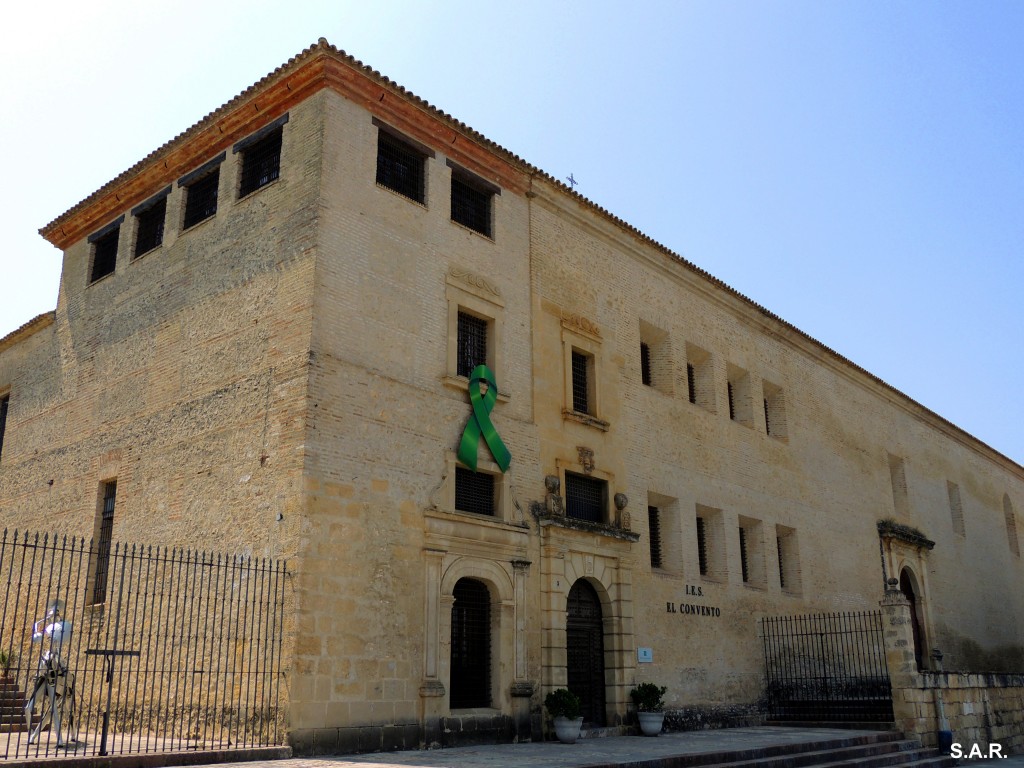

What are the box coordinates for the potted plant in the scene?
[0,649,15,683]
[545,687,583,744]
[630,682,667,736]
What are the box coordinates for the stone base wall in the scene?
[663,703,764,732]
[894,672,1024,754]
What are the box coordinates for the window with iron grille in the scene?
[455,467,495,517]
[134,196,166,258]
[739,527,750,583]
[648,506,663,569]
[90,226,120,283]
[91,480,117,605]
[377,130,426,203]
[640,343,652,387]
[451,173,493,237]
[457,311,488,379]
[238,127,283,198]
[687,363,696,404]
[696,516,708,576]
[565,472,605,523]
[776,536,785,589]
[727,382,736,421]
[571,350,591,414]
[0,394,8,464]
[763,398,771,435]
[450,578,491,708]
[183,170,220,229]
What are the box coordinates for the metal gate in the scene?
[761,611,893,723]
[0,529,287,759]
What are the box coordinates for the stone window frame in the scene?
[726,363,753,427]
[775,524,802,595]
[685,341,715,412]
[647,491,682,576]
[761,378,789,441]
[443,272,508,400]
[737,515,767,588]
[555,458,615,527]
[639,320,673,396]
[695,504,727,583]
[442,452,513,524]
[561,322,608,431]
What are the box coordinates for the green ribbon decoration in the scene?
[457,364,511,473]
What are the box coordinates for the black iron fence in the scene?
[761,610,893,723]
[0,529,287,758]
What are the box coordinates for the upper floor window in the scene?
[457,311,488,379]
[0,393,9,464]
[565,472,606,523]
[571,350,594,414]
[376,123,429,203]
[88,217,124,284]
[449,162,497,237]
[234,115,288,199]
[454,466,496,517]
[179,153,224,229]
[132,187,170,258]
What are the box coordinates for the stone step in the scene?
[707,740,927,768]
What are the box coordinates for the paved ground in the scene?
[181,726,929,768]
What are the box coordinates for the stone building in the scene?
[0,40,1022,754]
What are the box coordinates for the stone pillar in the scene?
[880,578,922,740]
[420,549,446,747]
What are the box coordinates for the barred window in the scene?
[90,226,120,283]
[776,536,786,590]
[377,130,426,203]
[571,350,591,414]
[565,472,605,523]
[727,381,736,421]
[91,480,117,605]
[457,312,488,379]
[455,467,495,517]
[687,363,697,404]
[739,527,750,583]
[134,197,166,258]
[648,506,663,569]
[640,342,652,387]
[696,516,708,576]
[183,170,219,229]
[451,173,493,237]
[450,578,491,708]
[238,128,283,198]
[0,394,8,464]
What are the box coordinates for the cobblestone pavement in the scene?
[186,726,907,768]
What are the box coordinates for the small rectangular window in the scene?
[91,480,117,605]
[948,481,965,537]
[739,527,750,583]
[776,524,801,594]
[640,342,652,387]
[451,173,493,237]
[377,130,426,203]
[455,467,495,516]
[183,170,220,229]
[763,380,788,440]
[134,196,167,258]
[726,364,752,426]
[457,311,489,379]
[648,506,663,569]
[687,363,697,404]
[571,350,592,414]
[727,382,736,420]
[0,394,9,464]
[696,516,708,576]
[238,127,283,197]
[565,472,606,523]
[90,226,120,283]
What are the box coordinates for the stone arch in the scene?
[438,557,515,712]
[899,565,927,670]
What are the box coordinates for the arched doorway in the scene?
[567,579,605,726]
[899,568,925,670]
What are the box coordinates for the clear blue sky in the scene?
[2,1,1022,465]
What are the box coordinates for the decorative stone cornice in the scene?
[560,311,601,339]
[877,519,935,550]
[447,267,501,299]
